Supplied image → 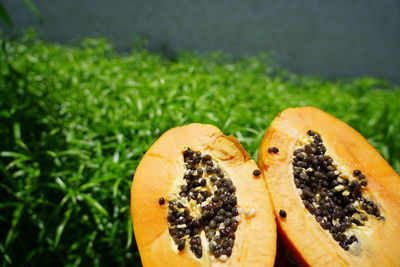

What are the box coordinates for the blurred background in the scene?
[4,0,400,83]
[0,1,399,266]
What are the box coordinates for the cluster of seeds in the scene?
[292,130,383,251]
[167,148,240,260]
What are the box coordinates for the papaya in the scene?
[258,106,400,266]
[131,123,276,266]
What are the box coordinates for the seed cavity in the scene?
[167,148,240,260]
[292,130,384,252]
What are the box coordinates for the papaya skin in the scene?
[258,106,400,267]
[131,123,276,266]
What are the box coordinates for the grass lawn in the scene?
[0,32,399,266]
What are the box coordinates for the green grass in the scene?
[0,32,399,266]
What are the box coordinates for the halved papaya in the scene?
[258,107,400,266]
[131,123,276,266]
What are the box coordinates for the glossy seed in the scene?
[209,220,217,229]
[268,146,279,153]
[253,169,261,176]
[304,144,316,154]
[178,240,185,251]
[159,197,165,205]
[279,210,287,218]
[307,130,315,136]
[202,154,211,161]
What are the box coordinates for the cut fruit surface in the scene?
[258,107,400,267]
[131,123,276,266]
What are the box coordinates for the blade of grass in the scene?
[78,193,109,217]
[5,204,24,248]
[0,3,13,27]
[54,208,72,247]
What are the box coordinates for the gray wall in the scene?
[4,0,400,83]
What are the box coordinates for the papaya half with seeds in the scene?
[258,106,400,267]
[131,123,276,266]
